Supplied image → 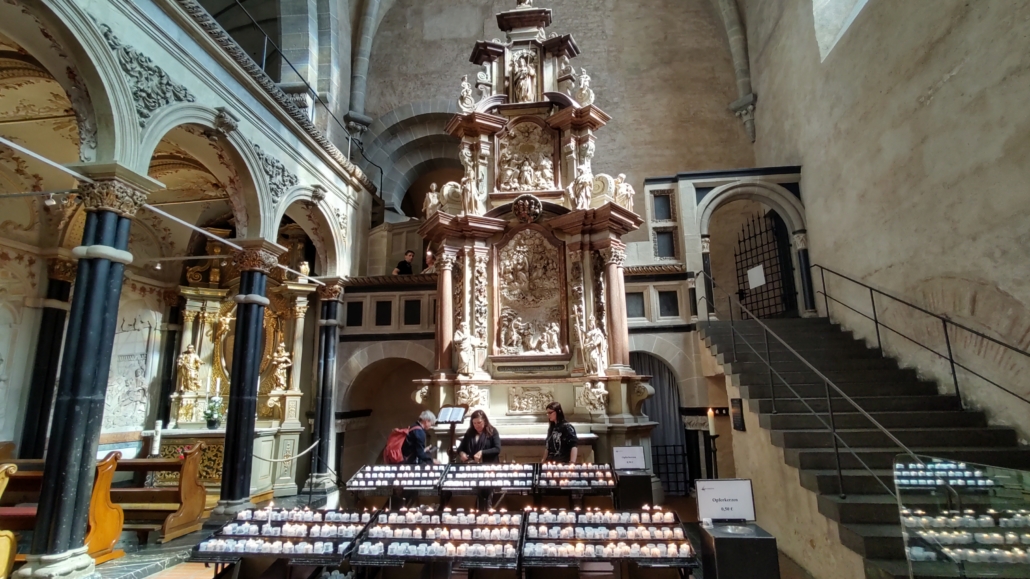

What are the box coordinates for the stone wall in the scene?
[743,0,1030,432]
[364,0,756,226]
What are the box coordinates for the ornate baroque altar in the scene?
[418,0,656,469]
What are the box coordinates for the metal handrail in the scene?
[697,272,926,498]
[813,264,1030,409]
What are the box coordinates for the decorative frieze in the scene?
[508,385,553,414]
[96,23,195,127]
[253,145,299,205]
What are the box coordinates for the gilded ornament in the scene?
[232,247,279,273]
[176,344,203,393]
[317,281,344,301]
[77,180,148,217]
[46,257,77,283]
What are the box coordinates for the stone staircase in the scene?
[700,318,1030,579]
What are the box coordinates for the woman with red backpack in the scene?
[395,410,437,465]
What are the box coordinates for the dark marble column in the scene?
[794,230,817,315]
[19,257,76,459]
[307,279,343,492]
[217,242,283,513]
[24,177,147,579]
[701,235,715,317]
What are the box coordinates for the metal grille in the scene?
[651,445,688,496]
[734,212,798,319]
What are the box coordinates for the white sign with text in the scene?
[612,446,647,470]
[695,479,756,522]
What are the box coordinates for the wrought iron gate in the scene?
[734,211,798,319]
[651,445,689,496]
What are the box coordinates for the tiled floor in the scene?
[148,563,215,579]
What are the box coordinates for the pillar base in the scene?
[213,497,257,515]
[801,309,818,318]
[303,473,338,494]
[604,364,636,377]
[15,546,96,579]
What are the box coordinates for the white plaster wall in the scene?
[0,240,45,446]
[743,0,1030,433]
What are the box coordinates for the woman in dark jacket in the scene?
[457,410,501,463]
[542,401,578,463]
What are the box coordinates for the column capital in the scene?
[793,230,808,250]
[701,235,711,253]
[232,239,287,273]
[47,256,77,283]
[315,278,345,301]
[436,252,457,271]
[599,246,626,267]
[67,162,164,218]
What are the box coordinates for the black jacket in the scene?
[401,423,432,464]
[545,422,578,463]
[457,428,501,463]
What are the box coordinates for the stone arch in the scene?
[629,336,684,383]
[697,179,807,237]
[275,185,344,277]
[337,341,434,409]
[360,99,460,215]
[138,103,268,239]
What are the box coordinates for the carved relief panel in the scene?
[493,226,567,358]
[495,119,558,194]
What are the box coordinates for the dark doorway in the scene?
[734,210,798,319]
[631,352,689,496]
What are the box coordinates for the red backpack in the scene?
[383,425,420,464]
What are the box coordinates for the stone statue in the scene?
[568,160,593,210]
[614,173,635,211]
[177,344,202,393]
[423,182,440,218]
[454,322,477,376]
[584,319,608,375]
[574,68,595,106]
[298,261,310,280]
[559,55,574,77]
[512,53,536,103]
[578,380,609,413]
[542,322,561,352]
[455,383,487,408]
[270,342,293,391]
[458,74,476,113]
[459,147,480,215]
[516,0,532,6]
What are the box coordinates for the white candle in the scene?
[216,377,221,393]
[707,408,717,436]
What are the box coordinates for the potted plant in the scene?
[204,397,224,430]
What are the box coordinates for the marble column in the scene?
[19,257,76,459]
[687,275,698,321]
[794,231,817,315]
[701,235,716,317]
[602,245,630,368]
[23,175,150,579]
[307,279,343,492]
[435,252,456,373]
[216,241,284,514]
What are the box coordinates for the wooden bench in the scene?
[0,464,17,578]
[111,443,206,544]
[0,453,124,565]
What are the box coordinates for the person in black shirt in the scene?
[542,401,578,463]
[401,410,437,464]
[393,250,415,275]
[457,410,501,463]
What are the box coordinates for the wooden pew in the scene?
[0,464,17,578]
[0,453,124,565]
[111,443,206,543]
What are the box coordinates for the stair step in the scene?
[706,335,874,353]
[736,368,922,384]
[785,447,1030,471]
[751,396,962,414]
[771,427,1018,450]
[724,359,902,374]
[717,348,886,363]
[761,411,987,431]
[741,382,939,399]
[838,523,905,559]
[798,469,896,495]
[864,558,1030,579]
[818,493,996,524]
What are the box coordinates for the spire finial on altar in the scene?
[516,0,533,7]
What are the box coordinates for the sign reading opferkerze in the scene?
[695,479,756,522]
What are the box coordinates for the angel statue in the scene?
[270,342,293,391]
[574,68,595,106]
[423,182,441,218]
[458,75,476,113]
[177,344,202,393]
[614,173,636,212]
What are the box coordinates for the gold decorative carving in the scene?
[317,281,344,301]
[77,179,148,217]
[176,345,203,393]
[233,248,279,273]
[158,442,224,485]
[46,257,76,283]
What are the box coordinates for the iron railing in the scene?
[813,265,1030,411]
[697,272,924,498]
[201,1,384,197]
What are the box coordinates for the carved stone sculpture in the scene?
[568,160,593,210]
[454,322,478,376]
[516,0,533,6]
[509,386,554,414]
[177,344,202,393]
[476,63,492,99]
[497,123,555,192]
[574,68,595,106]
[459,146,481,215]
[583,318,608,375]
[270,342,293,391]
[511,51,537,103]
[423,183,441,218]
[613,173,635,212]
[578,381,609,413]
[458,74,476,113]
[455,383,488,409]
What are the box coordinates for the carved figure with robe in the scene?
[423,183,441,218]
[512,54,536,103]
[584,319,608,375]
[177,344,202,393]
[454,322,477,375]
[270,342,293,391]
[614,173,635,211]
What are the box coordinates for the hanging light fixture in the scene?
[43,194,56,207]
